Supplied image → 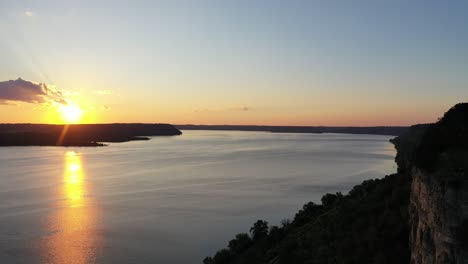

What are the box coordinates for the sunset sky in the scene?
[0,0,467,125]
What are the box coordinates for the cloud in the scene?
[24,10,33,17]
[0,78,66,105]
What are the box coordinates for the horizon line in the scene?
[0,123,415,128]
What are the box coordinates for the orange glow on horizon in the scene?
[0,97,449,126]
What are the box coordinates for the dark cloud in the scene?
[0,78,66,105]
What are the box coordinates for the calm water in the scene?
[0,131,396,264]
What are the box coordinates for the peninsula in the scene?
[0,123,182,146]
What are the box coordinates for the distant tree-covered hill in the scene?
[177,125,408,136]
[0,123,182,146]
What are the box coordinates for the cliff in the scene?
[204,103,468,264]
[400,103,468,263]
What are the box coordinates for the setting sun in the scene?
[59,104,83,124]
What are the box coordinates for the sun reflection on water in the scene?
[41,151,100,264]
[65,151,84,205]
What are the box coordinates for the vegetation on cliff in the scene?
[203,172,411,264]
[413,103,468,172]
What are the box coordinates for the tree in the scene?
[228,233,252,254]
[321,192,343,208]
[268,226,283,244]
[250,220,269,241]
[203,257,213,264]
[212,249,231,264]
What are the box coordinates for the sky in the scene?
[0,0,467,125]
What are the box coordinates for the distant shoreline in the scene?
[0,123,409,147]
[176,125,409,136]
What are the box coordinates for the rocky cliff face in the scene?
[395,103,468,264]
[409,161,468,263]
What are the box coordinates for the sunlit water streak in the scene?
[39,151,101,264]
[0,131,396,263]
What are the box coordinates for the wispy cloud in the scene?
[193,108,211,113]
[0,78,66,105]
[230,106,250,111]
[194,106,252,113]
[96,90,112,95]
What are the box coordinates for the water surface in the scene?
[0,131,396,263]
